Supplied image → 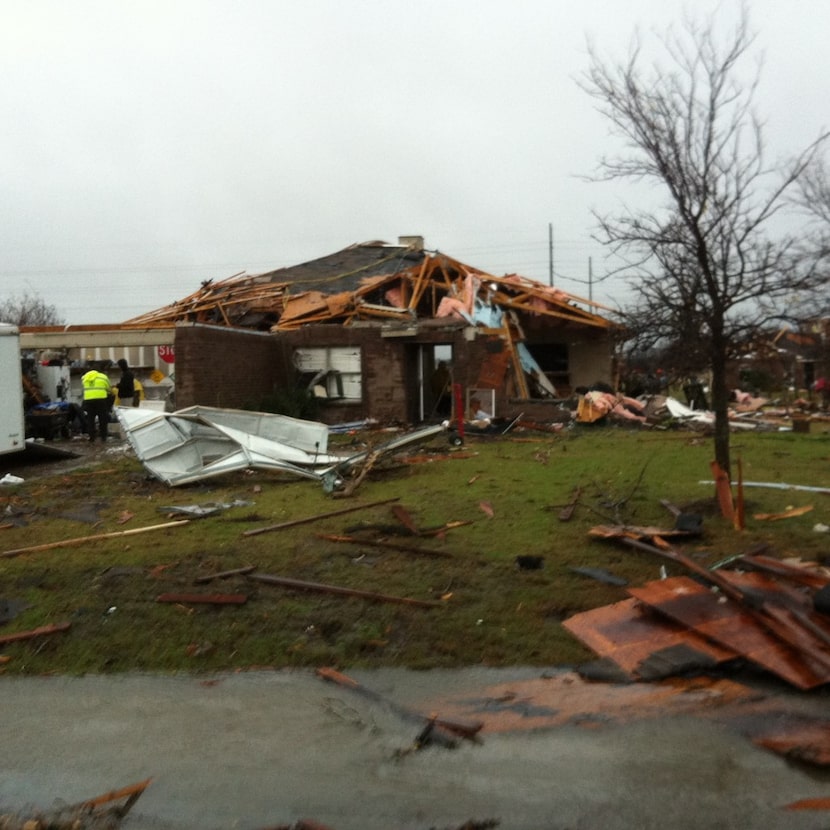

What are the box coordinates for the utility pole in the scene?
[588,256,593,303]
[548,223,554,286]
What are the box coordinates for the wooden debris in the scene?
[316,666,482,741]
[737,553,830,589]
[247,572,442,608]
[332,448,382,498]
[585,534,830,689]
[563,598,736,679]
[1,520,189,559]
[0,621,71,646]
[559,487,581,521]
[0,778,151,830]
[391,503,419,535]
[710,460,735,523]
[78,778,152,815]
[156,593,248,605]
[242,498,399,538]
[588,524,695,540]
[194,565,256,584]
[753,505,814,521]
[316,533,453,558]
[783,797,830,811]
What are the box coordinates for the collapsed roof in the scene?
[123,239,616,334]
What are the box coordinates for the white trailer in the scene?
[0,324,25,455]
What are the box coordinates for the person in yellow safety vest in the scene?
[81,368,113,442]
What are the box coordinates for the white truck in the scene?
[0,323,25,455]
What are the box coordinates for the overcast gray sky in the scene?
[2,0,828,324]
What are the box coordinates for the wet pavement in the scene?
[2,668,830,830]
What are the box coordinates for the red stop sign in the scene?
[158,345,175,364]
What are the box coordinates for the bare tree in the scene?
[0,291,65,327]
[582,9,828,475]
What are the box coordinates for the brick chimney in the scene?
[398,235,424,251]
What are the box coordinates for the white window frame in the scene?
[293,346,362,402]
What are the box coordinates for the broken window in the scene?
[294,346,362,401]
[529,343,569,393]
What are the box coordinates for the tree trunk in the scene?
[709,333,732,478]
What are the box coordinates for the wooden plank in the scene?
[391,504,419,535]
[0,621,71,646]
[194,565,257,584]
[316,533,454,558]
[407,257,433,310]
[562,598,736,677]
[242,497,400,537]
[619,536,830,678]
[156,593,248,605]
[79,778,153,811]
[2,520,189,558]
[628,577,830,690]
[247,572,442,608]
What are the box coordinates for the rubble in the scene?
[122,247,612,338]
[565,534,830,692]
[117,405,449,492]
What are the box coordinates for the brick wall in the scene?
[175,324,289,409]
[174,321,612,425]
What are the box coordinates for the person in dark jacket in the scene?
[116,359,140,407]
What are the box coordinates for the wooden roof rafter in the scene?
[493,294,613,329]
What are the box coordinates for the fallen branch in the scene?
[247,572,442,608]
[1,520,189,559]
[242,498,399,538]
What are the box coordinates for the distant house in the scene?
[126,236,619,424]
[729,322,829,394]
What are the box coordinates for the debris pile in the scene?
[565,534,830,691]
[122,245,611,336]
[116,405,451,491]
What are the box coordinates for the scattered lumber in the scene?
[247,572,442,608]
[194,565,256,584]
[242,498,400,538]
[1,520,189,559]
[316,533,454,559]
[0,621,71,646]
[156,593,248,605]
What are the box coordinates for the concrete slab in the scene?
[1,669,828,830]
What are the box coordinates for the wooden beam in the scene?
[242,497,400,537]
[0,621,71,645]
[2,520,189,558]
[247,572,442,608]
[316,533,454,558]
[156,593,248,605]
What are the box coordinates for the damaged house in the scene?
[125,236,617,424]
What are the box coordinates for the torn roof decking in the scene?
[122,241,615,332]
[565,570,830,691]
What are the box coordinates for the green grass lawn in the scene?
[2,424,829,675]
